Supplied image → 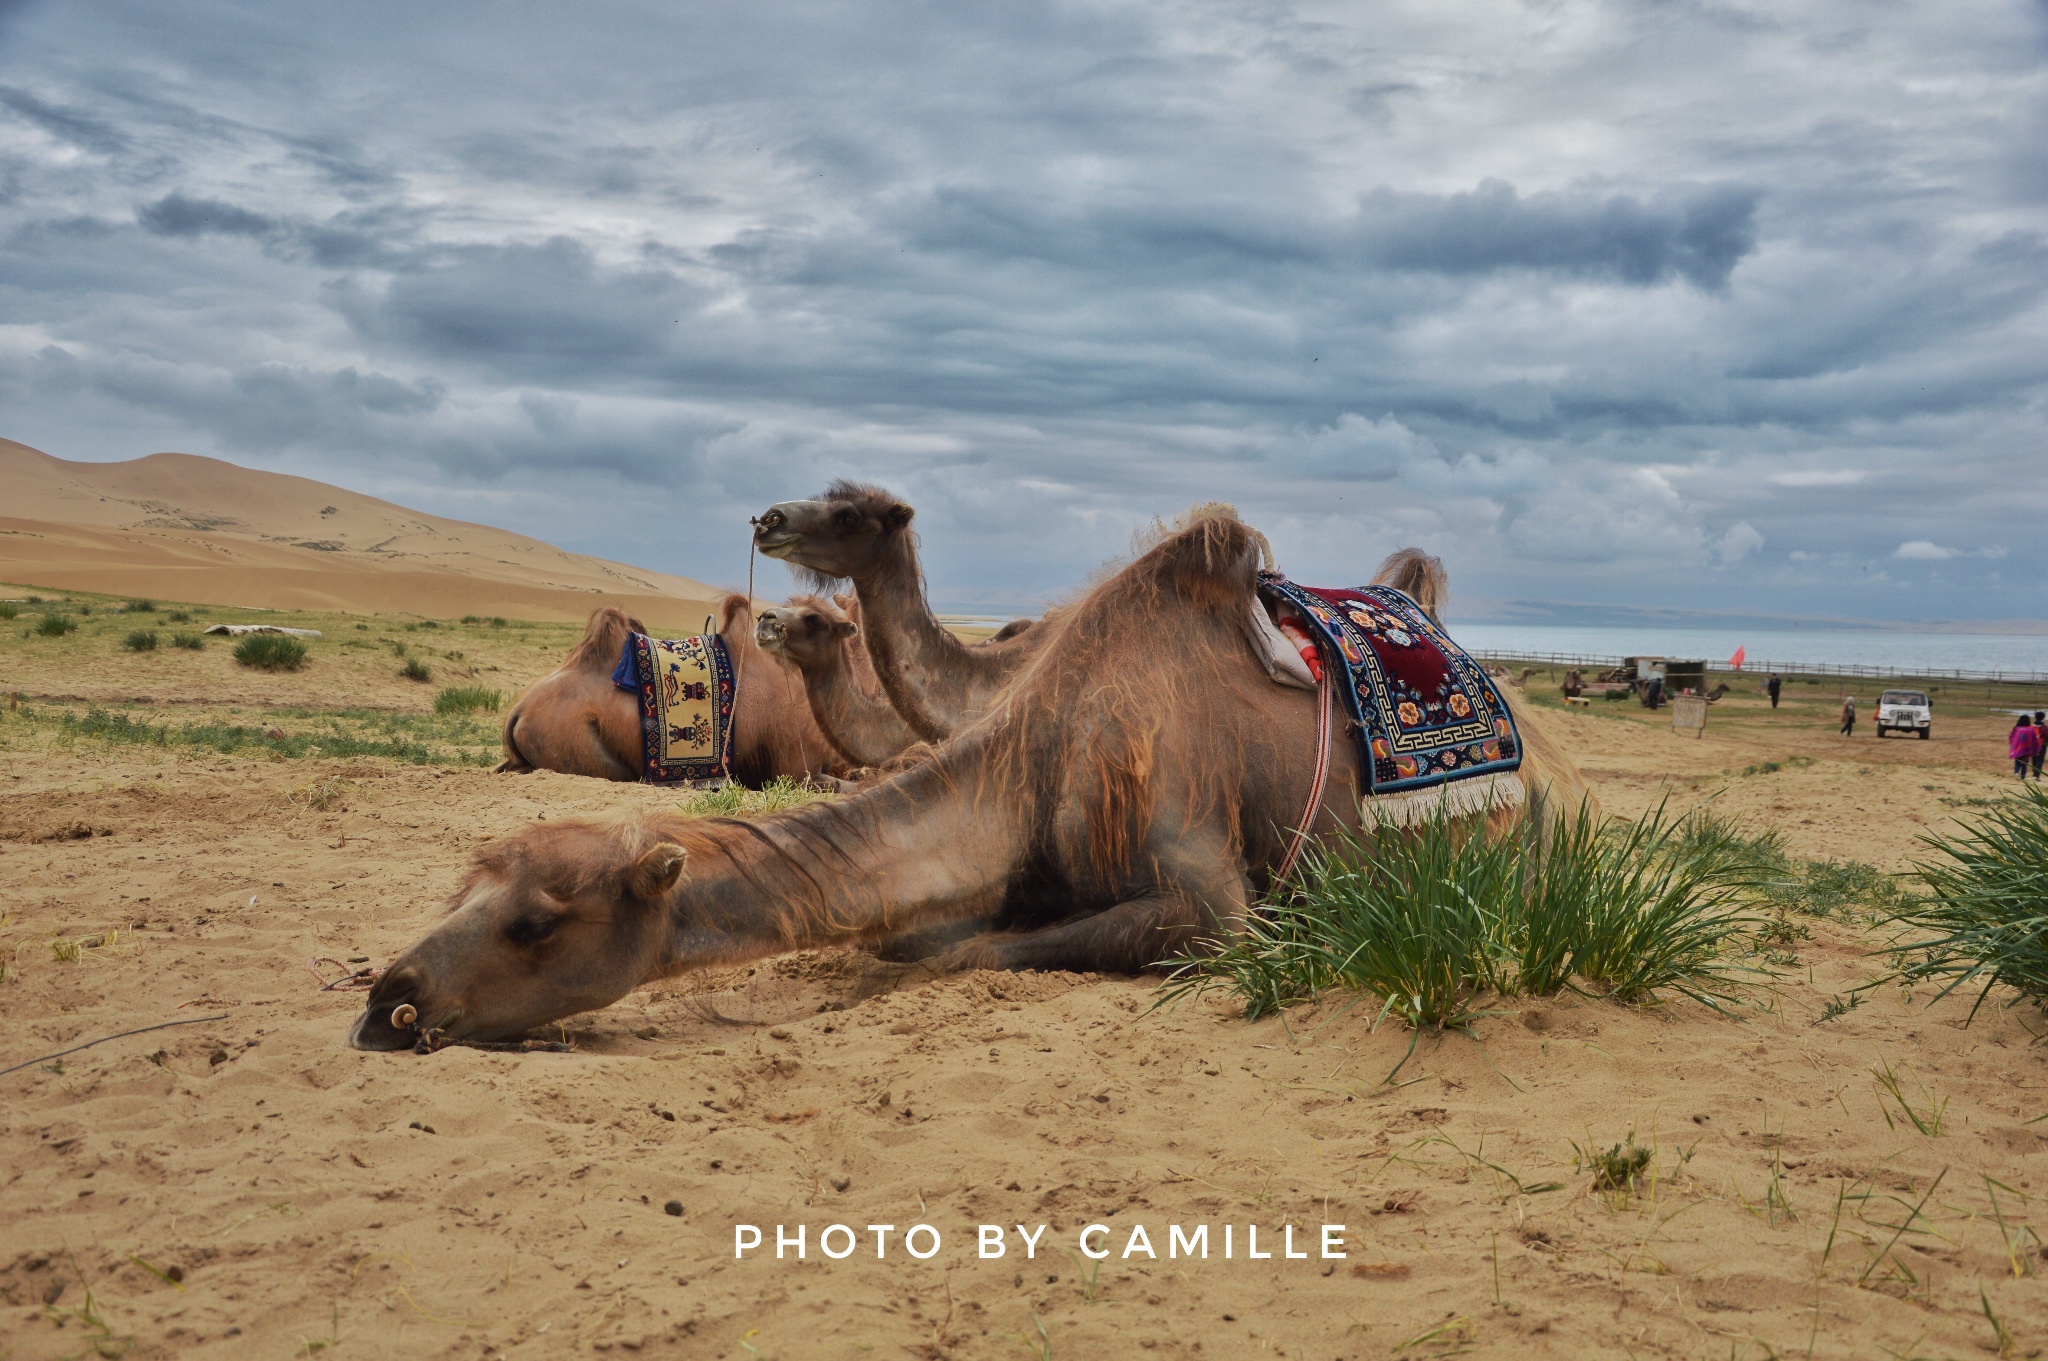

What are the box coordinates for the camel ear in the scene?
[882,502,914,532]
[833,620,859,639]
[628,842,689,901]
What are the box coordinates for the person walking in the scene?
[1839,694,1856,737]
[2033,711,2046,780]
[1767,674,1782,709]
[2010,715,2041,779]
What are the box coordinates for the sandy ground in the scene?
[3,678,2046,1359]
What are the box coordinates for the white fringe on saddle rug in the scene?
[1359,773,1525,828]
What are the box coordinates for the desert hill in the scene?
[0,439,729,628]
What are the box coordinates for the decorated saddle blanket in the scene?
[611,633,737,784]
[1258,575,1522,818]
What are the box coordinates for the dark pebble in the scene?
[664,1200,684,1217]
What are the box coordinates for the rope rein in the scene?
[1273,668,1333,889]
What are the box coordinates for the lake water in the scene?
[1447,624,2048,676]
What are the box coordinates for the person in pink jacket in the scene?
[2010,715,2043,779]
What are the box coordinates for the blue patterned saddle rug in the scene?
[611,632,737,784]
[1259,575,1523,822]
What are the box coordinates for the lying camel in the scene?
[754,595,921,768]
[357,516,1589,1049]
[751,482,1045,742]
[498,597,844,787]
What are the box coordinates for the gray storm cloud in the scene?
[0,0,2042,619]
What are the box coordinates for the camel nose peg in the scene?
[390,1003,418,1029]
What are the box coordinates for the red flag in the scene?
[1729,646,1746,670]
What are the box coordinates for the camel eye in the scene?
[832,507,860,530]
[505,914,560,947]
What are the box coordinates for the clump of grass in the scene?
[1575,1134,1653,1192]
[490,616,508,628]
[1815,993,1865,1024]
[400,657,432,682]
[122,629,159,652]
[0,602,16,620]
[170,632,205,650]
[1890,784,2048,1015]
[234,634,308,671]
[36,613,78,637]
[675,775,831,819]
[165,609,192,623]
[41,704,491,766]
[122,599,155,613]
[1161,798,1768,1029]
[434,685,501,715]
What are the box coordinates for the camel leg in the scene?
[939,887,1221,974]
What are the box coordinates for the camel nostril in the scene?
[390,1003,417,1028]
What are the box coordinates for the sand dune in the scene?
[0,439,729,630]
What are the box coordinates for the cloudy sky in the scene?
[2,1,2043,622]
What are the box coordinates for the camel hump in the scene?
[716,592,754,638]
[1370,548,1447,623]
[568,605,648,671]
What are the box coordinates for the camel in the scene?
[750,483,1048,742]
[355,515,1589,1049]
[753,595,921,768]
[497,597,845,787]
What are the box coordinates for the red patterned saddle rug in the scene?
[1259,574,1523,823]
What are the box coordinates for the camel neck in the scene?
[795,647,917,768]
[652,750,1019,970]
[851,535,1005,742]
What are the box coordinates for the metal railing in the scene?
[1473,650,2048,689]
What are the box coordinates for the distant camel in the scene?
[754,595,921,769]
[751,482,1048,741]
[497,599,843,787]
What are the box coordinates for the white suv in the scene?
[1876,689,1931,739]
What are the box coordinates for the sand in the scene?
[1,440,731,632]
[4,644,2047,1358]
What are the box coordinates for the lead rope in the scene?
[1273,669,1333,889]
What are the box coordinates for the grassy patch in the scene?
[1161,798,1769,1029]
[675,775,832,819]
[234,634,309,671]
[434,685,501,715]
[122,599,156,613]
[1890,783,2048,1013]
[0,602,15,620]
[5,701,501,766]
[122,629,159,652]
[400,657,432,682]
[36,613,78,636]
[171,631,205,650]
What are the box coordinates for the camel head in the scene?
[348,821,688,1050]
[750,481,914,584]
[754,596,859,672]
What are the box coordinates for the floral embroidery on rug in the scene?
[1259,574,1521,803]
[612,632,738,783]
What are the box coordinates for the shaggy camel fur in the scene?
[497,597,844,787]
[358,515,1590,1048]
[751,482,1046,742]
[754,595,921,768]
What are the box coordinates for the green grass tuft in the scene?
[122,629,160,652]
[234,633,308,671]
[36,613,78,637]
[122,599,156,613]
[1891,783,2048,1014]
[0,602,15,620]
[1160,797,1768,1029]
[399,657,432,682]
[170,632,205,650]
[434,685,501,715]
[675,775,831,819]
